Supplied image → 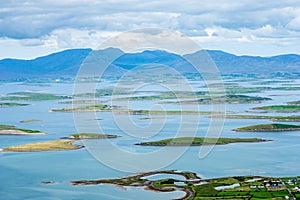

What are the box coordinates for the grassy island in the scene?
[70,170,300,199]
[234,123,300,132]
[50,104,114,112]
[0,92,71,101]
[252,105,300,112]
[0,124,44,135]
[20,119,41,123]
[210,115,300,122]
[2,140,83,152]
[64,133,119,139]
[0,102,30,107]
[287,100,300,105]
[135,137,269,146]
[163,95,272,104]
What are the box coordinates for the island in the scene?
[288,100,300,105]
[135,137,270,146]
[0,102,30,108]
[2,140,83,152]
[50,104,114,112]
[50,106,222,115]
[0,124,44,135]
[161,95,272,104]
[69,170,300,199]
[0,92,71,101]
[19,119,41,123]
[210,115,300,122]
[252,105,300,113]
[63,133,120,139]
[234,123,300,132]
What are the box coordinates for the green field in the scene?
[136,137,269,146]
[234,123,300,132]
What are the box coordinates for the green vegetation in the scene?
[0,92,71,101]
[0,124,43,134]
[66,133,119,139]
[252,105,300,112]
[2,140,83,152]
[0,102,30,107]
[234,123,300,132]
[211,115,300,122]
[136,137,269,146]
[70,170,299,199]
[50,104,114,112]
[19,119,41,123]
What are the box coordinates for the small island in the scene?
[0,102,30,108]
[162,95,272,104]
[252,105,300,113]
[210,115,300,122]
[63,133,120,139]
[287,100,300,105]
[234,123,300,132]
[0,124,44,135]
[135,137,270,146]
[0,92,71,101]
[2,140,83,152]
[69,170,300,199]
[50,104,114,112]
[19,119,41,123]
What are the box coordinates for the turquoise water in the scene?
[0,80,299,199]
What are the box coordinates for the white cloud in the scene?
[0,0,300,58]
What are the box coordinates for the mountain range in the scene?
[0,48,300,80]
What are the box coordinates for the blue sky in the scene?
[1,0,300,59]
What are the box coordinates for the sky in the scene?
[1,0,300,59]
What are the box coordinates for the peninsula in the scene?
[70,170,300,199]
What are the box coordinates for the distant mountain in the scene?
[0,48,300,80]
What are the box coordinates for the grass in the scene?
[136,137,268,146]
[234,123,300,132]
[2,140,83,152]
[0,92,71,101]
[67,133,119,139]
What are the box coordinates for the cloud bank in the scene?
[0,0,300,58]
